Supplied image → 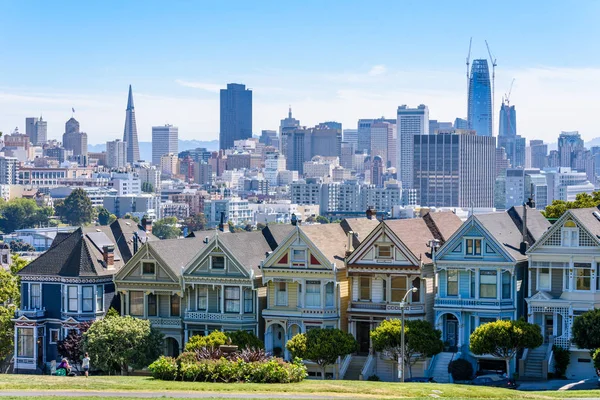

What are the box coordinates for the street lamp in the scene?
[400,287,418,383]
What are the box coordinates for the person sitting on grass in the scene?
[57,358,71,375]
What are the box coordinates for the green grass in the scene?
[0,375,597,399]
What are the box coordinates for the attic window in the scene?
[376,245,392,259]
[212,256,225,269]
[142,262,155,275]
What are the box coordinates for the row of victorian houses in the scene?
[12,205,600,380]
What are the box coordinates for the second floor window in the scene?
[391,276,407,302]
[82,286,94,312]
[325,282,334,307]
[244,289,253,313]
[576,264,591,291]
[197,287,208,310]
[68,286,78,312]
[538,268,550,291]
[447,270,458,296]
[129,291,144,316]
[147,293,157,316]
[465,239,482,256]
[360,277,370,301]
[171,295,180,317]
[225,287,240,313]
[480,270,497,298]
[30,284,41,309]
[306,281,321,307]
[275,282,287,306]
[502,272,511,299]
[96,286,104,312]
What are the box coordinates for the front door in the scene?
[544,314,554,343]
[446,319,458,349]
[357,322,371,355]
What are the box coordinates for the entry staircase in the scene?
[429,352,455,383]
[522,344,548,380]
[343,355,367,380]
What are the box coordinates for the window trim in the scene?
[147,293,157,317]
[197,286,208,311]
[141,261,156,276]
[129,291,144,317]
[17,327,34,358]
[359,277,371,301]
[447,270,458,296]
[325,282,334,308]
[244,288,253,313]
[376,244,393,259]
[211,255,225,270]
[67,285,78,312]
[305,280,321,308]
[575,266,592,291]
[170,294,181,317]
[480,270,498,299]
[82,286,94,313]
[49,328,60,344]
[465,238,482,256]
[224,286,241,313]
[96,285,104,312]
[538,268,551,291]
[30,283,41,310]
[391,276,408,303]
[275,282,288,306]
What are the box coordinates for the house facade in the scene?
[433,206,550,375]
[524,207,600,379]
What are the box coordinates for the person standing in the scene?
[82,353,90,377]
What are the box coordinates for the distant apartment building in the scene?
[545,167,594,203]
[111,172,141,196]
[152,125,178,166]
[397,104,429,189]
[106,139,127,168]
[204,197,252,227]
[160,201,190,219]
[0,157,18,184]
[528,140,548,169]
[137,165,161,193]
[282,125,341,174]
[103,194,160,219]
[160,153,179,177]
[220,83,252,150]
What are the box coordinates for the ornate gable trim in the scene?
[347,222,420,266]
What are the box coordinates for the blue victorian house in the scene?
[431,206,549,376]
[13,220,154,373]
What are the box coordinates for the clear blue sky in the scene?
[1,1,599,143]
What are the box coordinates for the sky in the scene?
[1,0,599,144]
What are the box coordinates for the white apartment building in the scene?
[204,197,252,227]
[137,165,161,193]
[152,125,178,166]
[0,156,18,184]
[111,172,141,196]
[545,167,594,202]
[160,201,190,219]
[221,170,245,191]
[278,170,298,186]
[160,153,179,177]
[106,139,127,168]
[264,153,286,186]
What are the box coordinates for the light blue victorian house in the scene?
[432,206,550,375]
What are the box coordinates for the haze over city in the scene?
[1,0,600,143]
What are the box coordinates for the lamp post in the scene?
[400,287,418,383]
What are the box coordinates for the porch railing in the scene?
[148,317,182,328]
[184,311,256,322]
[339,354,352,379]
[434,298,514,308]
[16,309,45,318]
[349,302,425,313]
[359,353,375,381]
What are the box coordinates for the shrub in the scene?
[367,374,381,381]
[448,358,474,381]
[196,346,226,360]
[552,345,571,378]
[185,331,228,352]
[227,330,264,349]
[235,347,270,362]
[148,356,177,380]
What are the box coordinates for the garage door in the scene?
[566,352,596,379]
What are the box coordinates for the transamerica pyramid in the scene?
[123,85,140,163]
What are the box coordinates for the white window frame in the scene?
[479,270,497,299]
[305,281,321,308]
[82,286,94,312]
[67,286,78,312]
[538,268,551,291]
[465,238,482,256]
[376,244,393,259]
[447,270,458,296]
[211,255,225,269]
[197,286,208,310]
[561,227,579,247]
[49,328,60,344]
[244,288,253,313]
[129,291,144,316]
[141,261,156,276]
[30,283,41,310]
[275,282,287,306]
[224,286,241,313]
[575,265,592,291]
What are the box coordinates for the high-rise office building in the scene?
[62,117,88,160]
[25,117,38,144]
[220,83,252,150]
[429,120,452,134]
[282,125,341,174]
[123,85,140,164]
[106,139,127,168]
[498,135,526,168]
[343,129,358,148]
[467,59,492,136]
[558,131,584,168]
[529,140,548,169]
[357,118,395,155]
[152,125,179,166]
[397,104,429,189]
[413,131,496,207]
[34,117,47,145]
[498,101,516,137]
[454,118,468,130]
[370,121,396,169]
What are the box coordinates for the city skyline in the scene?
[1,1,600,144]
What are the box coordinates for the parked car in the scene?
[405,377,436,383]
[471,374,518,389]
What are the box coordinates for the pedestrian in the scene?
[82,352,90,377]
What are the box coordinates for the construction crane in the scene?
[485,40,497,135]
[466,37,472,100]
[505,78,515,106]
[503,78,516,136]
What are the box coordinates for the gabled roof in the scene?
[108,219,158,263]
[300,224,348,266]
[424,212,463,243]
[147,235,214,277]
[340,218,380,247]
[19,228,118,277]
[528,207,600,253]
[507,206,551,242]
[384,218,444,264]
[261,224,295,251]
[215,230,274,276]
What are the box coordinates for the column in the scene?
[592,260,597,293]
[220,285,225,313]
[33,326,38,364]
[125,291,129,315]
[239,285,243,315]
[496,269,501,300]
[143,293,148,318]
[528,268,532,297]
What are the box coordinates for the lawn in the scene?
[0,375,597,399]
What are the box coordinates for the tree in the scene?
[286,328,357,379]
[183,214,207,232]
[315,216,329,224]
[55,188,95,226]
[97,207,116,226]
[83,315,163,375]
[572,308,600,350]
[0,255,27,363]
[543,192,600,218]
[370,319,443,378]
[256,222,267,231]
[227,330,264,350]
[57,321,92,369]
[0,198,53,233]
[152,217,181,240]
[470,319,542,378]
[141,182,154,193]
[185,330,229,352]
[124,213,140,223]
[9,241,35,253]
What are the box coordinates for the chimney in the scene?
[366,207,375,220]
[142,217,152,233]
[291,213,298,226]
[520,204,529,253]
[346,231,354,256]
[103,245,115,269]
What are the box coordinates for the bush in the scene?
[176,351,198,367]
[552,345,571,378]
[174,358,306,383]
[448,358,474,381]
[367,374,381,381]
[227,330,264,350]
[235,347,270,362]
[148,356,177,380]
[185,331,228,352]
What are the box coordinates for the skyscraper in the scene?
[62,117,88,160]
[106,139,127,168]
[152,125,179,166]
[220,83,252,150]
[397,104,429,189]
[123,85,140,164]
[413,131,496,207]
[467,59,492,136]
[25,116,47,146]
[529,140,548,169]
[370,121,396,169]
[498,101,516,137]
[25,117,38,143]
[558,131,584,168]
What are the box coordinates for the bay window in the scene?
[575,264,591,291]
[480,270,497,298]
[447,270,458,296]
[325,282,334,307]
[30,284,41,309]
[129,291,144,316]
[67,286,78,312]
[82,286,94,312]
[391,276,407,302]
[306,281,321,307]
[17,328,34,357]
[197,287,208,310]
[225,287,240,313]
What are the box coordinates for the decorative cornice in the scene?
[20,275,113,284]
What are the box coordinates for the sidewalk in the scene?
[518,378,598,391]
